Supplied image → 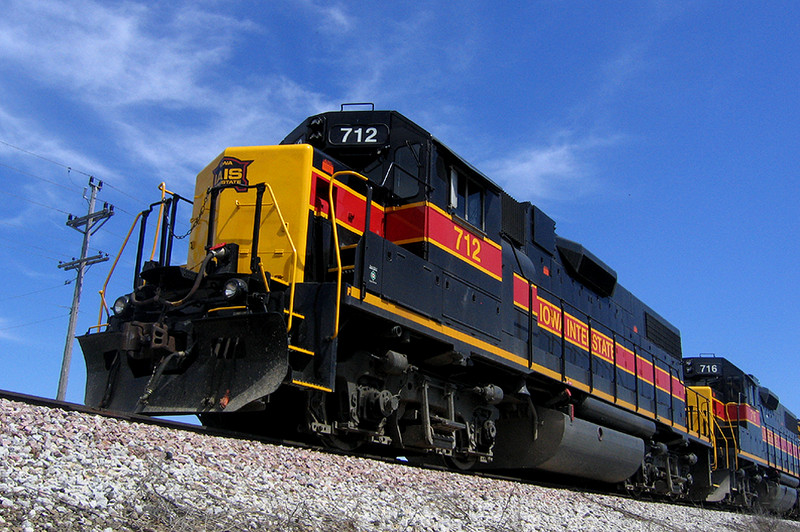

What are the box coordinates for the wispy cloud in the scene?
[0,108,117,189]
[0,0,636,208]
[482,132,624,203]
[0,0,334,194]
[0,1,237,107]
[0,317,21,342]
[485,144,585,201]
[299,0,354,31]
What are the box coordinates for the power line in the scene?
[0,282,71,303]
[0,167,136,242]
[0,162,81,193]
[0,139,93,178]
[101,181,145,205]
[0,198,130,263]
[0,232,72,261]
[0,138,142,209]
[0,246,65,262]
[0,220,114,261]
[0,188,72,215]
[0,313,70,333]
[0,169,135,219]
[0,139,181,264]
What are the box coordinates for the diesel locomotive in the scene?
[78,105,799,511]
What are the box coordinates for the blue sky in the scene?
[1,1,798,415]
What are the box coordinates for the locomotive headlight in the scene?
[112,295,131,316]
[223,278,248,300]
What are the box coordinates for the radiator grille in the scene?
[501,192,526,246]
[645,312,682,360]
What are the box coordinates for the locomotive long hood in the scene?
[78,312,289,415]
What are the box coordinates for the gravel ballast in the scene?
[1,397,798,531]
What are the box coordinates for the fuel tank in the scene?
[489,407,644,483]
[575,396,656,438]
[758,481,798,513]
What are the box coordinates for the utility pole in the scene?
[57,177,114,401]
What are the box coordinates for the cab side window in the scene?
[393,143,422,199]
[449,168,484,230]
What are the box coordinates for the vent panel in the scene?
[645,312,682,360]
[501,192,526,246]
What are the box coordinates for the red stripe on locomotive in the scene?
[616,345,636,374]
[513,274,536,312]
[311,171,385,236]
[655,366,672,394]
[386,203,502,280]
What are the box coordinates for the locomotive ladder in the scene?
[253,184,315,357]
[719,402,741,471]
[327,170,372,340]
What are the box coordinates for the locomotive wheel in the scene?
[320,433,363,452]
[444,419,478,471]
[444,454,477,472]
[306,390,363,452]
[411,452,476,472]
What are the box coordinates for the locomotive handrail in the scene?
[263,183,299,333]
[699,395,714,444]
[328,170,371,340]
[149,183,185,264]
[97,211,144,327]
[686,387,718,468]
[714,415,736,471]
[529,275,689,418]
[150,183,168,261]
[722,401,741,470]
[94,183,192,327]
[134,193,193,289]
[686,388,705,435]
[688,387,733,471]
[705,402,738,472]
[701,404,718,470]
[207,305,247,314]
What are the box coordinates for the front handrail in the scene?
[698,396,719,470]
[686,387,709,437]
[134,191,193,288]
[328,170,371,340]
[205,182,298,331]
[685,387,719,469]
[97,211,144,327]
[149,182,178,261]
[263,183,298,332]
[699,403,718,470]
[95,183,191,329]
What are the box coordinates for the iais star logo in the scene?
[213,156,254,192]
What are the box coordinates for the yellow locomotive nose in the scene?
[188,144,316,284]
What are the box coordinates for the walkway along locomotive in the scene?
[78,105,800,511]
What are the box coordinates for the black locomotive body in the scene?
[78,106,799,510]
